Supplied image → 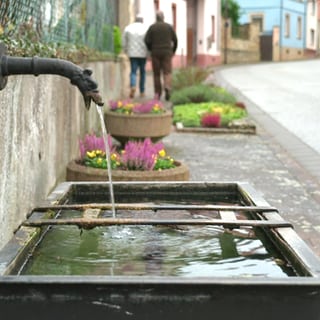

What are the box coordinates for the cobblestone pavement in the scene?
[142,69,320,258]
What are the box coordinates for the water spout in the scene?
[0,43,103,109]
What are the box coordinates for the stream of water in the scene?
[95,104,116,218]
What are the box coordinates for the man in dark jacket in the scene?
[144,10,178,101]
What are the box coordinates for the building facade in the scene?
[119,0,222,68]
[305,0,318,54]
[236,0,317,61]
[186,0,222,66]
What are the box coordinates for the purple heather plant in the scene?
[120,138,164,171]
[133,99,164,114]
[79,132,113,158]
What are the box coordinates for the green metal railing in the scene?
[0,0,117,52]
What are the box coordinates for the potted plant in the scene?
[104,99,173,145]
[66,132,189,182]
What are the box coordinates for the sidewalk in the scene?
[144,72,320,257]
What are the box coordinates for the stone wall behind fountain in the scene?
[0,56,127,250]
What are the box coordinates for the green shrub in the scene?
[1,34,113,63]
[172,66,213,91]
[113,25,122,55]
[0,20,114,62]
[209,86,237,104]
[170,84,237,105]
[170,84,213,104]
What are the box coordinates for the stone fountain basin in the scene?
[0,181,320,320]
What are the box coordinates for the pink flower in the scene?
[79,132,113,158]
[121,138,164,171]
[109,99,164,114]
[201,113,221,128]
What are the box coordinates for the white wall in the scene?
[158,0,187,59]
[138,0,187,65]
[198,0,220,56]
[130,0,221,66]
[0,59,123,250]
[306,1,318,50]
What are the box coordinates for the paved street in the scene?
[215,60,320,154]
[215,60,320,153]
[212,60,320,183]
[146,61,320,257]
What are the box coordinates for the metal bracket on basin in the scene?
[22,217,294,230]
[0,43,8,90]
[23,203,292,230]
[30,203,280,213]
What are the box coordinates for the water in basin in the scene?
[19,210,296,277]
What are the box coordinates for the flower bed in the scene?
[173,101,256,134]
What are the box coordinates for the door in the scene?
[260,34,273,61]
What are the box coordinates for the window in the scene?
[251,14,263,32]
[285,14,290,38]
[297,16,302,39]
[310,29,315,46]
[211,15,215,42]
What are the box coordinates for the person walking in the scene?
[122,14,148,98]
[144,10,178,101]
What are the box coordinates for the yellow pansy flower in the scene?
[211,106,223,114]
[158,149,166,157]
[86,151,96,158]
[111,153,119,161]
[95,150,103,156]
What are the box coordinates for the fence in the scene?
[0,0,117,52]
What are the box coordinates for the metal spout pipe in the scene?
[0,43,104,109]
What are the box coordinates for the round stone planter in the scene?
[66,160,190,182]
[104,110,173,144]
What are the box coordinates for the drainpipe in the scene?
[224,0,229,64]
[303,0,307,55]
[279,0,283,61]
[194,0,198,65]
